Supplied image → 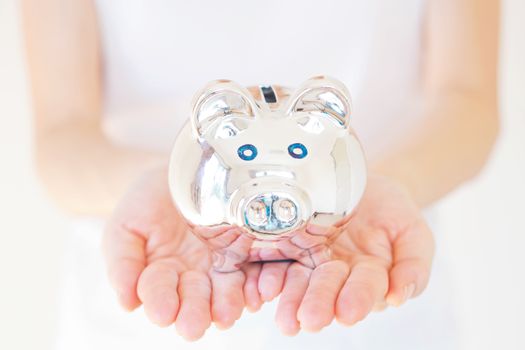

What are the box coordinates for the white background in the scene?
[0,0,524,349]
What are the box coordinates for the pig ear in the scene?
[285,75,352,128]
[191,79,260,138]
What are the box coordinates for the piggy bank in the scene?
[169,76,366,272]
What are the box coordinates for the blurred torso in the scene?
[95,0,426,159]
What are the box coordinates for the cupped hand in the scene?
[102,167,265,341]
[272,174,435,335]
[103,168,434,339]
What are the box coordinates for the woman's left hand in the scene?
[267,174,435,335]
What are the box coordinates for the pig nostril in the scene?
[246,199,268,226]
[273,198,297,223]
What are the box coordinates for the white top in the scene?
[96,0,426,159]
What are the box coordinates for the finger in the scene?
[241,263,263,312]
[137,258,180,327]
[335,258,389,326]
[275,263,311,336]
[386,219,434,307]
[258,261,290,302]
[297,260,349,332]
[102,222,146,311]
[210,269,246,329]
[175,271,212,341]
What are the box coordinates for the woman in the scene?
[22,0,499,348]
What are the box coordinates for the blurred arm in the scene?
[372,0,500,207]
[21,0,165,216]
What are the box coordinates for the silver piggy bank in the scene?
[169,76,367,272]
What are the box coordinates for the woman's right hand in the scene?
[102,167,281,341]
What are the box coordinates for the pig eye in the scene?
[288,143,308,159]
[238,144,258,161]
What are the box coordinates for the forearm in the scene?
[371,89,499,207]
[35,120,167,216]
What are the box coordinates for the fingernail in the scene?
[404,283,416,302]
[259,278,278,301]
[246,302,262,313]
[340,310,360,327]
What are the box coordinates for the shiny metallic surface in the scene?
[169,76,367,272]
[273,198,297,224]
[245,198,268,227]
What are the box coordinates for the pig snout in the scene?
[244,193,299,232]
[234,178,311,235]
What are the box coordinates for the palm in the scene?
[102,169,258,341]
[333,174,424,277]
[149,221,211,274]
[273,175,435,335]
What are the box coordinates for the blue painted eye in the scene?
[238,144,258,161]
[288,143,308,159]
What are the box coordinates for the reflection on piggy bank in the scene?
[169,76,367,272]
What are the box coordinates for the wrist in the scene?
[369,157,425,207]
